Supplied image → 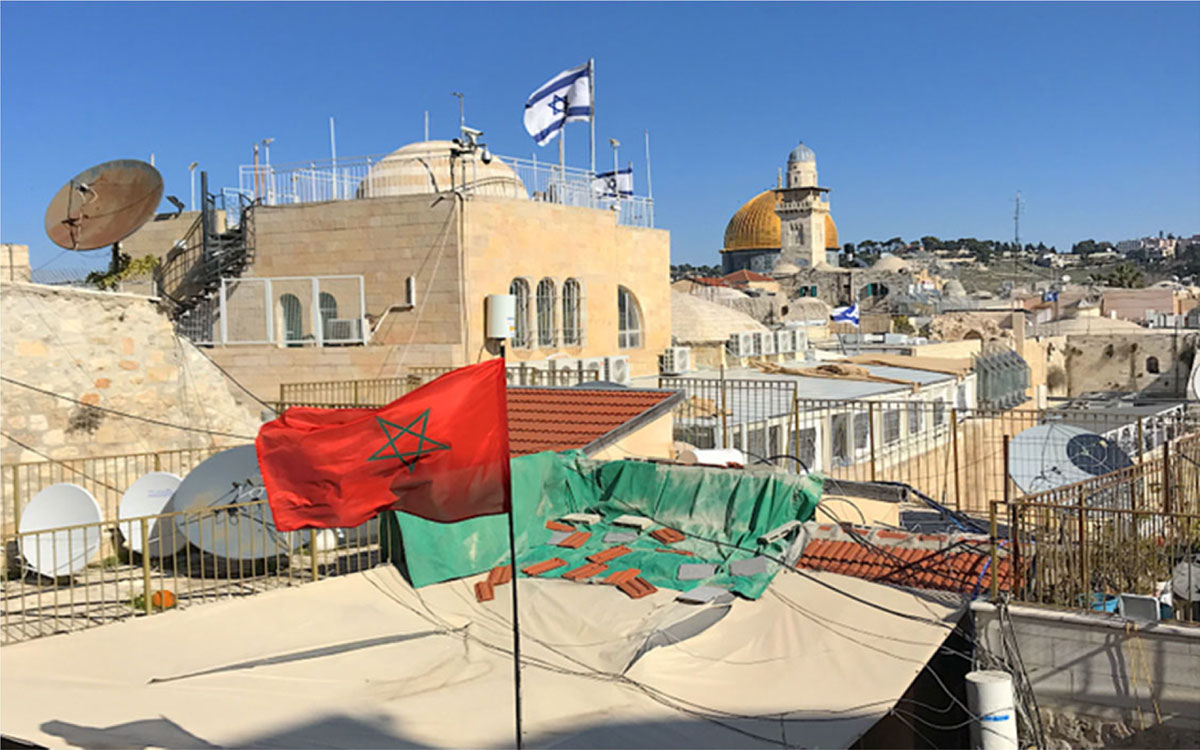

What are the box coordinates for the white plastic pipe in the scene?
[966,670,1019,750]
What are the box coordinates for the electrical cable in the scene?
[185,341,277,412]
[0,431,124,493]
[1,376,258,441]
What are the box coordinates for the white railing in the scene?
[177,275,368,347]
[235,150,655,228]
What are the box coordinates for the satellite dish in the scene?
[18,484,103,577]
[171,446,294,560]
[1009,423,1133,495]
[1188,357,1200,401]
[118,472,185,556]
[44,159,163,251]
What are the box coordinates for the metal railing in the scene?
[657,376,1196,515]
[276,365,601,407]
[1,498,386,644]
[237,151,654,228]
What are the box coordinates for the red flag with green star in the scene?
[256,359,510,531]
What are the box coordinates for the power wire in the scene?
[0,431,123,493]
[1,376,258,441]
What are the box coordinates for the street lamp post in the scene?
[261,138,275,204]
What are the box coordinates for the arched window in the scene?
[617,285,642,349]
[319,292,338,322]
[509,278,531,348]
[562,278,583,346]
[280,294,303,345]
[1146,356,1160,374]
[536,278,557,348]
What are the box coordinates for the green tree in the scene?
[1091,263,1145,289]
[86,253,159,291]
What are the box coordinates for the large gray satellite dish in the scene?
[18,484,103,577]
[1008,423,1133,495]
[118,471,185,556]
[44,159,164,251]
[171,446,293,560]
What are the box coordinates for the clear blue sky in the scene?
[3,2,1198,271]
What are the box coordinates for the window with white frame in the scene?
[280,293,303,345]
[884,410,901,444]
[933,397,946,426]
[536,277,557,348]
[907,401,924,435]
[562,278,583,346]
[509,278,532,348]
[617,285,642,349]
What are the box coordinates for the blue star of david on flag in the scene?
[524,61,593,146]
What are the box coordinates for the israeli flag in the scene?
[524,62,592,146]
[831,302,860,326]
[592,167,633,197]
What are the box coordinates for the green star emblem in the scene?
[368,409,450,472]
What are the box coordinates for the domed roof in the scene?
[773,261,802,277]
[722,190,839,252]
[356,140,526,200]
[871,254,910,273]
[788,143,816,163]
[671,291,768,344]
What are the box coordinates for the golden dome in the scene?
[722,190,839,252]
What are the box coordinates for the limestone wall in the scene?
[2,244,31,283]
[0,282,263,466]
[1065,333,1197,397]
[462,196,672,378]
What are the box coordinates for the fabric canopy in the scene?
[0,564,964,749]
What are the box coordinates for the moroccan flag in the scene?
[256,359,510,531]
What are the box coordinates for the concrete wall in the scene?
[589,411,675,462]
[462,196,672,378]
[2,243,31,282]
[1101,288,1179,322]
[1065,333,1197,397]
[0,282,262,464]
[973,602,1200,747]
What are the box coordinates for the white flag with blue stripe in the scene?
[831,302,860,326]
[524,62,592,146]
[592,167,633,197]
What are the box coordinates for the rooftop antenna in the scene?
[424,110,430,142]
[452,92,465,135]
[1013,190,1024,296]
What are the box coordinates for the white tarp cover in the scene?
[0,565,964,749]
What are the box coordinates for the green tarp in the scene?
[383,452,822,599]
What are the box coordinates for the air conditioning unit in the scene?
[727,331,756,357]
[774,330,796,353]
[548,357,579,386]
[759,332,776,355]
[659,347,692,375]
[322,318,362,342]
[581,357,607,384]
[605,355,631,385]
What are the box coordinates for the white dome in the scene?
[356,141,526,199]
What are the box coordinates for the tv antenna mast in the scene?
[1013,190,1023,249]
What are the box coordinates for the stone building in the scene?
[130,140,670,400]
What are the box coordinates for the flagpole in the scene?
[589,58,596,177]
[500,343,524,750]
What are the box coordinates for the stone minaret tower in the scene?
[776,143,831,268]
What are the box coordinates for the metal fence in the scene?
[237,151,654,228]
[178,275,368,347]
[276,365,601,407]
[658,376,1195,515]
[1,498,385,644]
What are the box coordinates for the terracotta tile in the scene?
[617,576,658,599]
[656,547,695,556]
[563,562,609,581]
[557,531,591,549]
[488,565,512,586]
[876,530,909,541]
[602,568,641,585]
[546,520,574,533]
[522,558,568,576]
[650,528,686,544]
[588,546,631,564]
[475,580,495,602]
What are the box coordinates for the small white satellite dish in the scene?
[118,471,184,556]
[171,445,294,560]
[18,483,103,577]
[1009,423,1133,495]
[1188,357,1200,401]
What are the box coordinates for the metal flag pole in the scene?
[329,117,338,200]
[499,342,524,750]
[589,58,596,178]
[644,130,653,202]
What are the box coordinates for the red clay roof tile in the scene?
[797,539,1015,594]
[588,546,632,564]
[650,528,686,544]
[546,520,574,532]
[475,580,495,602]
[488,565,512,586]
[603,568,642,586]
[557,531,591,549]
[563,562,609,581]
[523,558,568,577]
[507,388,678,457]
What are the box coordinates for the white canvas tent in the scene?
[1,565,964,749]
